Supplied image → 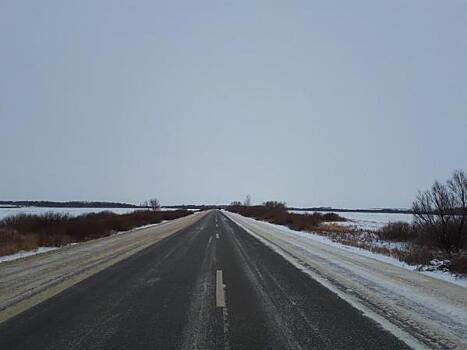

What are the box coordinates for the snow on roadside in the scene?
[0,247,58,263]
[115,221,169,235]
[290,210,467,285]
[315,233,467,288]
[241,213,467,288]
[224,211,467,349]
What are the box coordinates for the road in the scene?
[0,211,409,349]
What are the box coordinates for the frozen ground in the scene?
[225,211,467,349]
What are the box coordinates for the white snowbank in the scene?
[283,225,467,288]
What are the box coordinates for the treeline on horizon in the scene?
[0,201,141,208]
[163,205,414,213]
[0,201,442,214]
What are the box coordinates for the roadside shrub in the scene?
[401,246,434,266]
[227,205,346,232]
[0,210,192,257]
[450,255,467,274]
[378,222,414,242]
[322,213,345,222]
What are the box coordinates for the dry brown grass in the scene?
[314,224,436,265]
[313,223,356,235]
[0,229,39,256]
[0,210,192,257]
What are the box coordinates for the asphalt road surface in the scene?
[0,211,410,349]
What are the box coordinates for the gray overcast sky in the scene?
[1,1,466,208]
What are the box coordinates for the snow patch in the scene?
[0,247,58,263]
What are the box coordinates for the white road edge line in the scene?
[216,270,226,308]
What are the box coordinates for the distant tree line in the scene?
[229,200,286,209]
[0,201,141,208]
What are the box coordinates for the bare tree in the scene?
[230,201,242,207]
[412,170,467,253]
[148,198,161,211]
[244,194,252,206]
[447,170,467,249]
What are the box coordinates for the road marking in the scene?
[216,233,219,239]
[216,269,230,349]
[216,270,226,308]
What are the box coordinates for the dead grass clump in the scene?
[313,223,356,235]
[0,229,39,256]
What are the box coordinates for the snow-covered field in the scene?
[224,211,467,349]
[0,207,147,221]
[289,210,413,231]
